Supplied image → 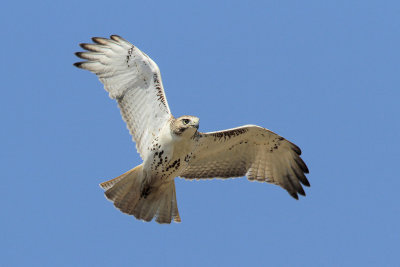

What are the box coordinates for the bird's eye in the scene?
[182,119,190,125]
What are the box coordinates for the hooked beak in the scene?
[192,118,199,130]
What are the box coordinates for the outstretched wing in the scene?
[180,125,310,199]
[74,35,172,159]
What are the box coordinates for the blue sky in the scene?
[2,0,399,266]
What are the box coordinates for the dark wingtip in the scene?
[73,62,84,68]
[292,144,302,155]
[297,186,306,196]
[303,161,310,174]
[295,156,309,174]
[291,165,310,187]
[110,34,123,41]
[92,37,107,44]
[91,36,101,42]
[79,43,91,50]
[301,177,311,187]
[75,52,84,59]
[290,191,299,200]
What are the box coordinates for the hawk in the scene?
[74,35,310,224]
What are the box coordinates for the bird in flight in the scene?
[74,35,310,224]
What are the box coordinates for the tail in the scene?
[99,164,181,224]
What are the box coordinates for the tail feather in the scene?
[100,165,181,224]
[99,164,142,190]
[138,192,161,222]
[115,183,139,214]
[104,175,136,205]
[171,186,181,222]
[156,193,172,223]
[156,182,181,223]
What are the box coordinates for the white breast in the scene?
[144,123,196,184]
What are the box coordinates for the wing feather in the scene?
[75,35,172,158]
[180,125,310,199]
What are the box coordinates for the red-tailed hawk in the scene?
[74,35,310,224]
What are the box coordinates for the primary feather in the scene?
[181,126,309,199]
[75,35,171,160]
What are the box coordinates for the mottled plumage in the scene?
[74,35,310,224]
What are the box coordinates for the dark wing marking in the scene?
[181,125,309,199]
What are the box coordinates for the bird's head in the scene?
[171,115,200,136]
